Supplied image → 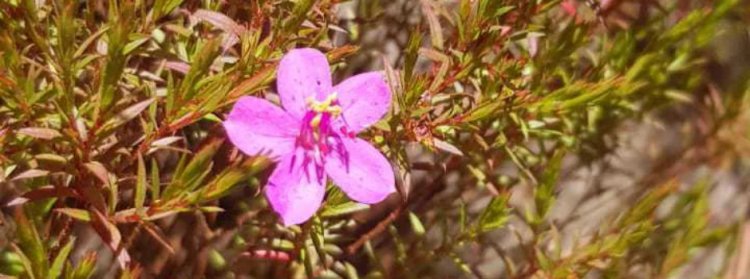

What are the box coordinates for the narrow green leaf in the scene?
[90,209,121,251]
[433,138,464,156]
[463,101,501,122]
[98,4,133,111]
[152,0,184,20]
[320,202,370,217]
[83,162,111,187]
[408,211,426,237]
[98,98,155,134]
[150,158,160,201]
[534,150,564,220]
[420,0,444,50]
[477,196,510,233]
[11,169,50,181]
[193,9,245,36]
[163,139,223,198]
[135,153,147,214]
[122,35,150,55]
[179,38,221,102]
[207,249,227,271]
[64,252,97,279]
[15,208,47,278]
[201,158,269,202]
[284,0,314,33]
[301,245,315,279]
[48,238,76,279]
[344,262,360,279]
[11,244,35,279]
[56,208,92,222]
[18,127,61,140]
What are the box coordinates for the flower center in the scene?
[307,92,342,135]
[296,93,351,173]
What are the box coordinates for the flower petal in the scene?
[266,151,327,226]
[325,138,395,204]
[334,72,391,133]
[277,48,333,118]
[223,96,298,160]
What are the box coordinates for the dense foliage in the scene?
[1,0,749,278]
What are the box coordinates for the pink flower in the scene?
[223,48,396,225]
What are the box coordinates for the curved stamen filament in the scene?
[297,92,352,173]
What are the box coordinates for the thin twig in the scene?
[346,205,405,255]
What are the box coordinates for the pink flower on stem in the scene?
[223,48,396,225]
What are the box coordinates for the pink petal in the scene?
[325,138,395,204]
[223,96,298,160]
[334,72,392,133]
[266,151,326,226]
[277,48,333,118]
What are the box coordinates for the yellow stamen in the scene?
[328,106,342,116]
[310,92,340,113]
[310,113,322,128]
